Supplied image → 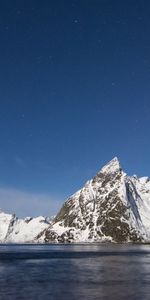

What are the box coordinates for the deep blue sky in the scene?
[0,0,150,217]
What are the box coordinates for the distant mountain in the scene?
[0,211,51,243]
[1,157,150,243]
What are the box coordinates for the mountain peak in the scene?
[99,157,121,174]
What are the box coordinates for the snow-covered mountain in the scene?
[39,157,150,243]
[0,211,51,243]
[1,157,150,243]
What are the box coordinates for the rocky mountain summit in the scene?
[1,157,150,243]
[39,157,150,243]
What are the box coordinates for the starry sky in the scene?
[0,0,150,217]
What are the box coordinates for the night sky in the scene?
[0,0,150,217]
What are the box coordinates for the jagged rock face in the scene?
[41,158,150,243]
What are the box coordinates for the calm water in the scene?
[0,244,150,300]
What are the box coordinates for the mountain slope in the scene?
[0,211,51,243]
[40,158,150,243]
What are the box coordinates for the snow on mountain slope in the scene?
[0,210,14,242]
[0,211,50,243]
[40,158,150,243]
[5,216,50,243]
[128,175,150,238]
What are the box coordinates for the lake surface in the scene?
[0,244,150,300]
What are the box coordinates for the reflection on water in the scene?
[0,244,150,300]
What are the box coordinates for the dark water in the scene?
[0,244,150,300]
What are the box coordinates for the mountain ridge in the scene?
[1,157,150,243]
